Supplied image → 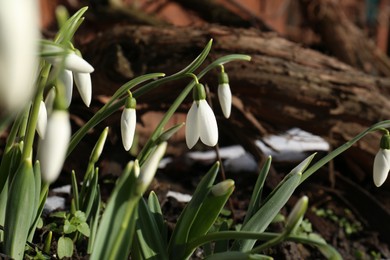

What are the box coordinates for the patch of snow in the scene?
[44,196,66,212]
[167,190,192,202]
[52,184,71,194]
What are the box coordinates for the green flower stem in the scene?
[22,63,51,161]
[137,54,251,164]
[66,73,165,156]
[300,120,390,183]
[3,110,27,153]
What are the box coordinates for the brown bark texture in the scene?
[78,24,390,179]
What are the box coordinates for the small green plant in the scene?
[313,207,362,235]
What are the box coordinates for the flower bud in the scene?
[90,127,109,164]
[121,96,137,151]
[36,100,48,139]
[285,196,308,233]
[211,179,235,196]
[38,110,71,183]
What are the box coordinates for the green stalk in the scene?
[300,120,390,183]
[22,64,51,161]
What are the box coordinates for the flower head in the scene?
[0,0,39,113]
[74,72,92,107]
[38,110,71,183]
[217,71,232,118]
[373,133,390,187]
[121,95,137,151]
[36,100,48,139]
[185,83,218,149]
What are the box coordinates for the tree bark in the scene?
[78,24,390,179]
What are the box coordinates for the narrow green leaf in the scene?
[168,162,220,259]
[135,198,168,259]
[147,191,167,241]
[71,170,79,210]
[4,159,36,260]
[90,162,139,260]
[213,221,230,254]
[87,186,101,254]
[204,251,272,260]
[57,236,74,259]
[231,171,302,251]
[243,156,272,226]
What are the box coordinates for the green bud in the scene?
[125,96,136,109]
[285,195,308,234]
[211,179,235,196]
[380,133,390,150]
[90,127,109,163]
[193,83,206,101]
[218,71,229,84]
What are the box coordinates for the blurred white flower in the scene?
[185,100,218,149]
[373,148,390,187]
[218,83,232,118]
[45,87,56,115]
[121,107,136,151]
[38,110,71,184]
[0,0,40,113]
[36,101,47,139]
[73,72,92,107]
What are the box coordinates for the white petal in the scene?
[373,149,390,187]
[198,100,218,147]
[37,101,47,139]
[139,142,167,190]
[0,1,39,113]
[64,53,94,73]
[59,69,73,107]
[185,101,200,149]
[218,83,232,118]
[74,72,92,107]
[121,108,136,151]
[45,87,56,115]
[38,111,71,184]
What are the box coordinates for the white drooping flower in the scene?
[38,110,71,184]
[73,72,92,107]
[185,98,218,149]
[373,148,390,187]
[121,95,137,151]
[45,87,56,115]
[217,70,232,118]
[36,101,48,139]
[45,50,94,107]
[0,0,40,113]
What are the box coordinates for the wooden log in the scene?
[78,24,390,180]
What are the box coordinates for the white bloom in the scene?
[64,53,94,73]
[59,69,73,107]
[121,108,136,151]
[74,72,92,107]
[36,101,47,139]
[185,100,218,149]
[373,148,390,187]
[0,0,39,113]
[218,83,232,118]
[138,142,167,190]
[38,111,71,184]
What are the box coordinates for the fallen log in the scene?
[77,24,390,182]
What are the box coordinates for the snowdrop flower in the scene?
[373,133,390,187]
[45,49,94,107]
[74,72,92,107]
[45,87,56,115]
[0,0,39,113]
[36,100,47,139]
[137,142,167,194]
[185,83,218,149]
[38,110,71,184]
[217,69,232,118]
[44,49,94,74]
[121,94,137,151]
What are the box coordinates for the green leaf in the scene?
[204,251,272,260]
[243,156,272,226]
[50,211,67,219]
[231,166,302,251]
[90,162,140,260]
[4,159,36,260]
[57,236,74,259]
[168,162,220,259]
[63,220,77,234]
[147,191,167,241]
[135,198,168,259]
[77,222,90,237]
